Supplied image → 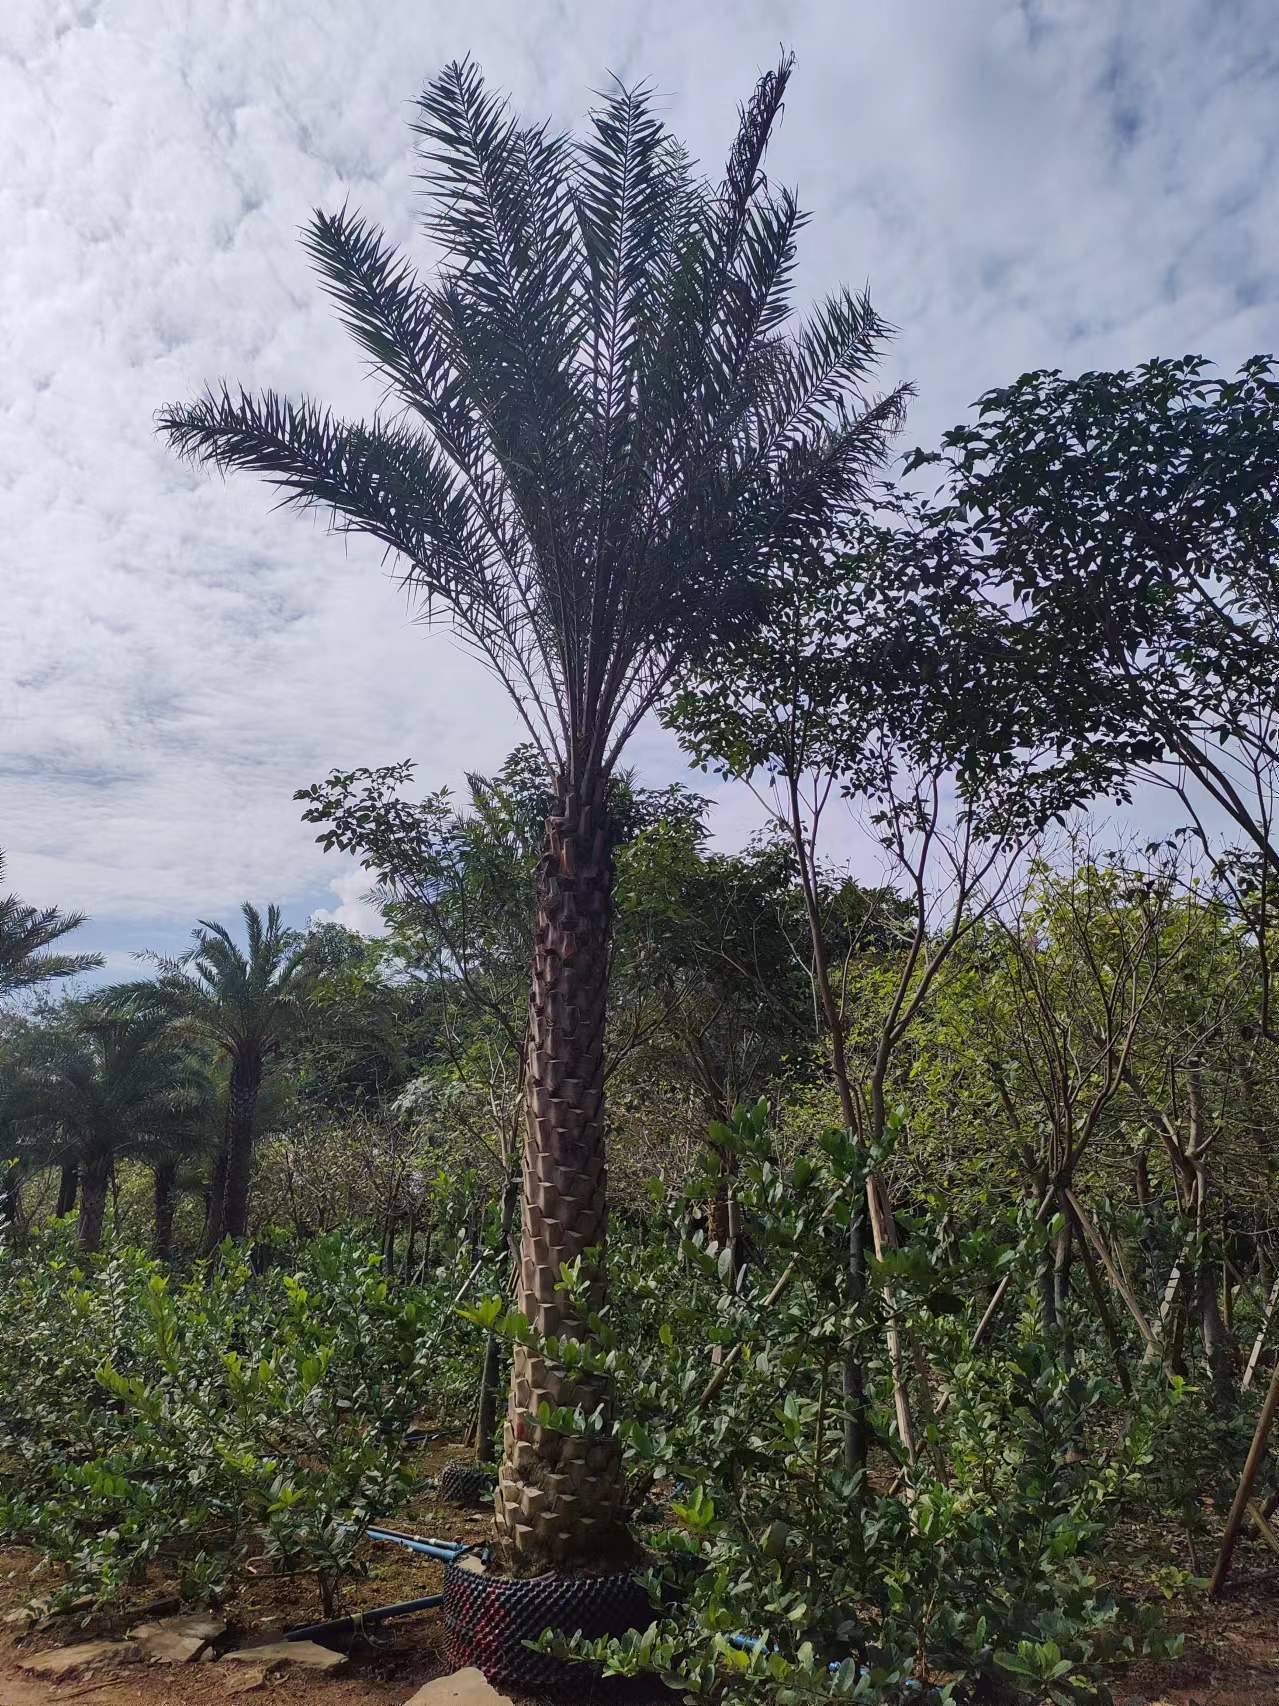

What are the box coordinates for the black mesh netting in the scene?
[437,1461,496,1509]
[443,1556,652,1691]
[437,1462,496,1508]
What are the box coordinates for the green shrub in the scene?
[0,1229,476,1613]
[470,1106,1191,1704]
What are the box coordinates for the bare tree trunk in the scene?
[1053,1215,1074,1336]
[781,779,883,1476]
[1193,1170,1233,1404]
[153,1161,177,1261]
[493,774,628,1575]
[55,1164,78,1220]
[1067,1194,1132,1398]
[1038,1170,1059,1333]
[221,1053,263,1243]
[475,1329,502,1461]
[1135,1148,1151,1213]
[78,1156,110,1254]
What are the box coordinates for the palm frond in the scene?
[0,855,103,999]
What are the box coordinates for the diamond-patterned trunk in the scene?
[221,1053,262,1242]
[493,774,628,1574]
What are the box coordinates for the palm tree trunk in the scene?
[153,1161,177,1261]
[0,1165,19,1240]
[221,1054,262,1242]
[55,1163,78,1219]
[201,1147,228,1254]
[493,775,628,1575]
[78,1157,110,1254]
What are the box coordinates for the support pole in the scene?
[1065,1188,1156,1351]
[1209,1353,1279,1598]
[1243,1275,1279,1393]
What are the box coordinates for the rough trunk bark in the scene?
[55,1164,78,1219]
[78,1157,110,1254]
[493,774,627,1575]
[153,1161,177,1261]
[221,1054,263,1243]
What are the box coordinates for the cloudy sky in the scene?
[2,0,1276,970]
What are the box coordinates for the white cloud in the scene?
[309,869,386,937]
[1,0,1276,956]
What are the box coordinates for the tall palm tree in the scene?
[5,1006,212,1253]
[0,852,103,1000]
[159,56,904,1572]
[110,905,313,1246]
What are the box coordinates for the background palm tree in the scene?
[158,55,904,1572]
[0,851,102,1001]
[110,904,314,1247]
[149,1055,221,1260]
[5,1006,212,1253]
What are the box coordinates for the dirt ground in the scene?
[1120,1555,1279,1704]
[3,1443,1279,1706]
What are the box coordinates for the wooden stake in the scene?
[1065,1194,1132,1397]
[1209,1352,1279,1598]
[1065,1188,1156,1350]
[1144,1243,1189,1367]
[866,1172,919,1469]
[1247,1499,1279,1556]
[1243,1274,1279,1392]
[698,1257,799,1409]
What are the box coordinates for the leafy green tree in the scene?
[4,1006,212,1252]
[905,356,1279,879]
[110,905,315,1248]
[0,852,102,1001]
[668,538,1061,1471]
[158,52,904,1571]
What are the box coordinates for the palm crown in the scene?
[160,54,904,784]
[0,852,103,1000]
[134,903,312,1057]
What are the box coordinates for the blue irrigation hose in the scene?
[286,1593,444,1643]
[366,1525,469,1563]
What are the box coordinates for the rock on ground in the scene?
[222,1666,269,1694]
[403,1666,515,1705]
[18,1638,140,1677]
[222,1637,348,1672]
[128,1611,226,1663]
